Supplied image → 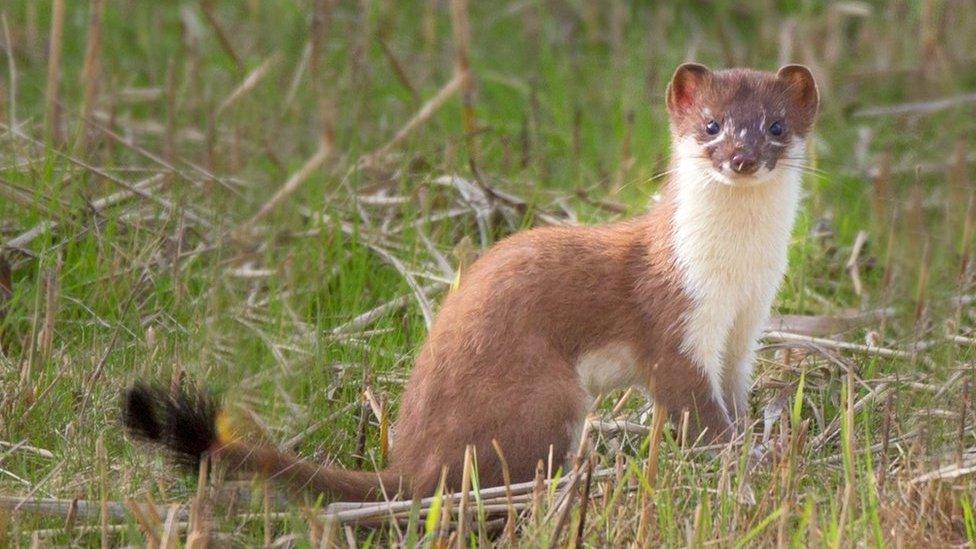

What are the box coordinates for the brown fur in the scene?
[195,193,730,501]
[390,195,730,495]
[132,64,817,503]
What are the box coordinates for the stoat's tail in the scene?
[121,382,402,502]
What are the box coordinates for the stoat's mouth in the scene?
[707,166,777,188]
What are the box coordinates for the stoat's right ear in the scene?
[667,63,711,114]
[776,64,819,117]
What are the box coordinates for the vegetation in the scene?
[1,0,974,545]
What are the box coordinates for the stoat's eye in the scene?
[705,120,721,135]
[768,121,784,136]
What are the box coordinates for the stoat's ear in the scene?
[776,64,819,115]
[667,63,711,114]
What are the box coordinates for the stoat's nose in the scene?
[730,152,759,175]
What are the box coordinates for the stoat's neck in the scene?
[669,154,803,300]
[662,144,805,404]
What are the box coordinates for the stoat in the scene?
[123,63,819,502]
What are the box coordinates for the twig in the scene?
[811,384,892,449]
[322,468,617,524]
[236,143,332,235]
[330,284,441,336]
[909,452,976,484]
[1,122,214,230]
[359,240,436,330]
[0,496,176,521]
[217,54,279,117]
[853,92,976,117]
[763,331,914,359]
[0,440,54,459]
[846,230,868,297]
[766,308,895,337]
[2,174,166,252]
[361,72,465,166]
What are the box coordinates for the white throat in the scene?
[669,138,805,401]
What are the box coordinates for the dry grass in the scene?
[0,0,975,546]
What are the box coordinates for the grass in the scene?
[1,0,975,545]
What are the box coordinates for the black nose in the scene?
[730,153,759,175]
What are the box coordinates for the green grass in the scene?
[1,0,975,545]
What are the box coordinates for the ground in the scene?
[1,1,975,546]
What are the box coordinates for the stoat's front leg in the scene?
[722,300,771,430]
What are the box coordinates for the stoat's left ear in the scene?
[776,64,819,115]
[667,63,711,114]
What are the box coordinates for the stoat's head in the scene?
[666,63,819,188]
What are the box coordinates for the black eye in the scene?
[768,121,784,136]
[705,120,721,135]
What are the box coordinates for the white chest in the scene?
[670,158,802,387]
[575,342,640,396]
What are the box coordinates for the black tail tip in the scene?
[122,382,220,467]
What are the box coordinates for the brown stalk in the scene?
[456,445,474,548]
[570,457,595,548]
[37,254,62,362]
[448,0,477,169]
[840,353,856,541]
[435,467,451,542]
[309,0,333,75]
[44,0,66,144]
[957,379,970,468]
[353,369,371,467]
[263,484,272,548]
[21,264,45,390]
[913,238,931,331]
[949,136,970,227]
[186,458,211,548]
[637,403,668,546]
[960,191,975,280]
[199,0,244,73]
[77,0,105,152]
[377,35,420,103]
[531,461,544,528]
[1,13,17,130]
[63,498,77,536]
[880,211,898,308]
[0,253,11,352]
[490,439,517,543]
[870,151,891,229]
[615,110,635,191]
[159,505,181,549]
[164,59,177,163]
[123,500,160,547]
[879,392,893,490]
[545,467,582,548]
